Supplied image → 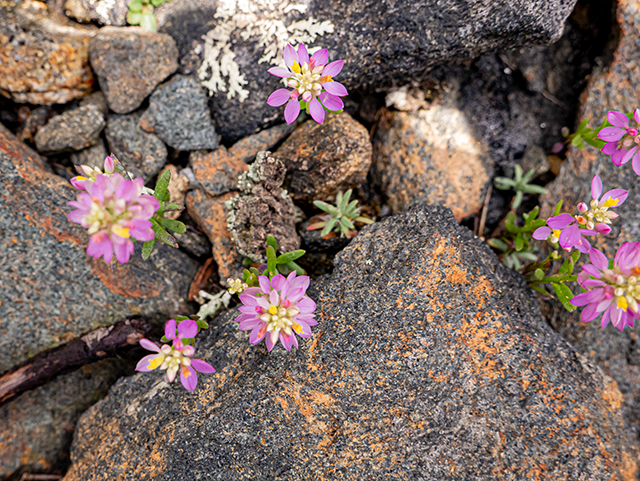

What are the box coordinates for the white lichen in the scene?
[198,0,334,102]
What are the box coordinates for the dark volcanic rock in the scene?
[64,204,636,480]
[190,147,247,197]
[142,75,219,151]
[105,111,168,181]
[70,139,108,169]
[275,112,372,203]
[0,0,96,105]
[89,26,178,114]
[35,105,105,154]
[0,123,197,373]
[157,0,577,142]
[540,0,640,448]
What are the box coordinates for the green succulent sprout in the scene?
[307,189,374,238]
[494,164,548,209]
[127,0,172,31]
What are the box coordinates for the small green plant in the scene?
[307,189,374,238]
[127,0,172,31]
[494,164,548,209]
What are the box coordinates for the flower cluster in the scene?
[598,109,640,174]
[572,243,640,330]
[70,155,117,191]
[136,319,215,391]
[235,271,317,352]
[67,172,159,264]
[267,44,347,125]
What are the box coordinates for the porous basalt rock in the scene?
[275,112,372,203]
[63,204,636,480]
[35,105,105,154]
[0,0,96,105]
[89,26,178,114]
[227,151,300,262]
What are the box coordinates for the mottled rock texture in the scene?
[540,0,640,450]
[89,27,178,114]
[142,75,219,151]
[70,139,108,169]
[105,111,167,181]
[372,106,492,221]
[190,147,247,197]
[65,0,131,26]
[35,105,105,154]
[63,204,636,481]
[0,0,95,104]
[157,0,577,142]
[229,123,294,163]
[276,113,372,204]
[0,124,197,373]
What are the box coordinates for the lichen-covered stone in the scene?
[0,123,197,373]
[141,75,219,151]
[190,147,247,197]
[64,0,130,26]
[63,204,636,480]
[540,0,640,451]
[89,27,178,114]
[0,0,96,105]
[105,111,167,181]
[372,106,493,221]
[35,105,105,154]
[276,113,372,203]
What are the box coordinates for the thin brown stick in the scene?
[0,316,150,406]
[478,184,492,239]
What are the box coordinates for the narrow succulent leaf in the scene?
[494,177,517,187]
[321,218,338,237]
[512,191,524,209]
[487,238,508,251]
[522,185,548,195]
[552,200,563,217]
[151,218,178,248]
[266,246,277,275]
[339,190,352,212]
[276,250,306,264]
[141,239,155,259]
[158,217,186,234]
[516,252,537,262]
[514,164,523,182]
[306,222,326,231]
[266,235,278,251]
[314,200,339,215]
[154,169,171,202]
[552,283,576,312]
[287,261,306,275]
[354,216,374,224]
[515,233,524,252]
[243,257,254,266]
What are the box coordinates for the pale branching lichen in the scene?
[198,0,334,102]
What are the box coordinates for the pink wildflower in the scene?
[136,319,215,391]
[67,173,159,264]
[532,214,597,253]
[70,155,116,190]
[598,109,640,174]
[235,271,317,351]
[267,44,347,124]
[571,243,640,330]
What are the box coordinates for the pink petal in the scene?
[297,44,309,65]
[611,148,627,166]
[268,88,292,107]
[280,332,294,351]
[576,237,592,254]
[265,333,276,352]
[139,338,160,352]
[271,274,286,291]
[178,320,198,339]
[310,48,328,66]
[559,224,581,249]
[297,296,316,314]
[601,189,629,205]
[599,127,626,141]
[634,109,640,124]
[322,60,343,77]
[322,81,348,97]
[308,97,325,124]
[581,303,599,323]
[192,359,216,373]
[182,345,195,357]
[239,292,260,306]
[268,67,292,78]
[180,366,198,391]
[249,324,268,344]
[238,318,263,330]
[67,210,86,224]
[259,276,271,294]
[319,92,343,111]
[619,146,638,165]
[269,289,279,306]
[284,98,301,124]
[602,141,620,155]
[532,226,551,240]
[607,111,630,128]
[113,239,133,264]
[136,354,160,372]
[591,174,602,200]
[547,214,574,229]
[634,151,640,176]
[283,44,298,68]
[165,319,177,340]
[589,249,608,270]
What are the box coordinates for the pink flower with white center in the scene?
[70,155,116,191]
[571,243,640,330]
[598,109,640,174]
[575,174,628,234]
[235,271,317,352]
[266,43,348,125]
[67,173,159,264]
[136,319,215,391]
[532,214,597,254]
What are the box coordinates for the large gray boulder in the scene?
[63,204,635,480]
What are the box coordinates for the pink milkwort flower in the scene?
[235,271,317,351]
[571,243,640,331]
[136,319,215,391]
[532,214,597,254]
[67,173,159,264]
[598,109,640,175]
[70,155,116,190]
[267,43,348,125]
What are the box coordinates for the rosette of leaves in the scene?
[160,315,209,345]
[307,189,374,238]
[241,235,306,287]
[561,118,606,150]
[141,168,186,259]
[494,165,548,209]
[127,0,172,31]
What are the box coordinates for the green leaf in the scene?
[151,218,178,248]
[196,320,209,330]
[287,261,306,275]
[571,134,587,149]
[487,238,508,251]
[266,235,278,251]
[151,0,164,6]
[128,0,143,11]
[139,12,157,31]
[341,217,355,230]
[141,238,155,260]
[521,184,548,195]
[339,190,352,212]
[583,135,605,150]
[534,268,545,280]
[266,246,277,275]
[354,216,374,224]
[505,212,517,233]
[314,200,339,216]
[494,177,517,188]
[154,169,171,202]
[175,315,189,321]
[516,251,537,262]
[552,200,563,217]
[243,257,254,266]
[553,283,576,312]
[515,233,524,252]
[276,250,305,264]
[576,118,590,134]
[559,249,581,275]
[158,217,186,234]
[512,191,524,209]
[161,202,184,212]
[160,335,168,342]
[514,164,523,182]
[521,169,536,183]
[127,11,142,24]
[321,218,338,237]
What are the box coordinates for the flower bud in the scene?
[577,202,588,213]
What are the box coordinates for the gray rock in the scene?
[105,111,167,181]
[63,204,636,480]
[70,139,108,170]
[142,75,219,151]
[0,123,197,373]
[80,91,110,116]
[35,105,105,154]
[157,0,577,142]
[65,0,131,26]
[89,27,178,114]
[0,359,126,479]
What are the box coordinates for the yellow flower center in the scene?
[112,225,130,238]
[268,305,278,315]
[603,198,619,208]
[617,296,628,310]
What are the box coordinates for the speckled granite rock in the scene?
[372,105,493,221]
[0,0,96,104]
[157,0,577,142]
[70,139,108,170]
[105,111,167,181]
[540,0,640,449]
[64,204,636,481]
[142,75,219,151]
[35,105,105,154]
[0,359,126,479]
[0,124,197,373]
[275,113,372,204]
[89,27,178,114]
